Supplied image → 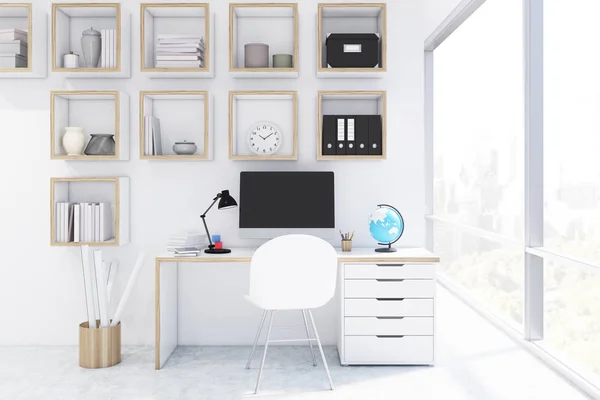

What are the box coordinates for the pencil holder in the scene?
[341,240,352,252]
[79,320,121,369]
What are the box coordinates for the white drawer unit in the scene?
[344,336,434,365]
[337,261,437,366]
[345,317,434,336]
[345,299,434,317]
[345,263,435,280]
[345,279,435,299]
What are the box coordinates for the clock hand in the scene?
[259,135,266,140]
[264,133,274,140]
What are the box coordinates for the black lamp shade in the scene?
[218,190,238,210]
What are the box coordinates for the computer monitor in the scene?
[239,171,335,238]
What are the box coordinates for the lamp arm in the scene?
[200,195,221,248]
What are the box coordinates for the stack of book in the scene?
[167,232,207,256]
[144,116,162,156]
[0,29,28,68]
[100,29,117,68]
[155,34,205,69]
[55,202,113,243]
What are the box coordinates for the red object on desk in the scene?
[214,241,223,249]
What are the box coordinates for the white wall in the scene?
[0,0,425,346]
[424,0,463,38]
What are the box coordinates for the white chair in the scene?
[245,234,337,394]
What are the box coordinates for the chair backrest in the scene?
[248,234,338,310]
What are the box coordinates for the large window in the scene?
[427,0,600,395]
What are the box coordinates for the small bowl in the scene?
[173,141,197,155]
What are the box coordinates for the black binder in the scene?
[368,115,383,155]
[336,116,346,155]
[345,116,356,155]
[322,115,337,156]
[355,115,370,155]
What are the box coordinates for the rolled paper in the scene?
[110,253,146,327]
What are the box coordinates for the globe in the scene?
[369,204,404,252]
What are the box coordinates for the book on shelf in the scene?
[56,202,113,243]
[100,29,116,68]
[155,35,205,68]
[0,54,26,68]
[155,61,204,68]
[0,29,28,43]
[0,40,27,56]
[144,116,162,156]
[156,55,203,61]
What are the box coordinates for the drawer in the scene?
[345,335,434,365]
[345,299,434,317]
[345,264,434,280]
[345,280,435,299]
[345,317,434,336]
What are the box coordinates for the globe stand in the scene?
[375,243,397,253]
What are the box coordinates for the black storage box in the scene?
[326,33,380,68]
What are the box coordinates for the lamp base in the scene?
[204,248,232,254]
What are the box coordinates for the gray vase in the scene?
[244,43,269,68]
[81,27,101,68]
[84,134,115,156]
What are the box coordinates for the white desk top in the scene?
[156,247,439,263]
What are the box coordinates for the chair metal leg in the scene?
[302,309,317,366]
[308,310,334,390]
[246,310,268,369]
[254,310,275,394]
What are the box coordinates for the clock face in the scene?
[247,122,283,156]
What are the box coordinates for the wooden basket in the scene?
[79,320,121,369]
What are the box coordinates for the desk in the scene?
[155,247,439,370]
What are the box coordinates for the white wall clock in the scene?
[247,121,283,156]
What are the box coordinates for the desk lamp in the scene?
[201,190,238,254]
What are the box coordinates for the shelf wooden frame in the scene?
[50,177,130,247]
[229,90,298,161]
[0,3,32,73]
[317,3,387,78]
[229,3,298,79]
[139,90,212,161]
[140,3,212,78]
[51,3,130,78]
[50,90,129,161]
[317,90,387,160]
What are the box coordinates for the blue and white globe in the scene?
[369,205,404,244]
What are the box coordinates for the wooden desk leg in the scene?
[155,260,178,370]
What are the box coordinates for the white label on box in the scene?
[344,44,362,53]
[337,118,345,140]
[347,119,355,141]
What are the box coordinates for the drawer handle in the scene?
[376,298,405,301]
[376,335,404,338]
[376,264,404,267]
[376,279,404,282]
[376,317,404,319]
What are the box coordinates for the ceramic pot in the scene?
[173,141,197,155]
[84,134,115,156]
[244,43,269,68]
[273,54,293,68]
[62,127,86,156]
[81,27,101,68]
[63,52,79,68]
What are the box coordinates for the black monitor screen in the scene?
[239,172,335,229]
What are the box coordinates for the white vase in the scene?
[62,127,86,156]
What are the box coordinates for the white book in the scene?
[62,203,68,242]
[0,29,28,43]
[111,29,116,68]
[155,61,204,68]
[151,117,162,156]
[68,204,74,242]
[156,55,201,61]
[94,204,100,242]
[56,203,62,242]
[93,251,110,328]
[144,116,151,156]
[74,204,80,243]
[80,203,85,242]
[86,203,93,242]
[0,40,27,56]
[100,29,106,68]
[156,44,202,50]
[99,203,113,241]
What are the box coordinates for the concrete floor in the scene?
[0,287,591,400]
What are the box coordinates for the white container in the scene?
[63,53,79,68]
[62,127,86,155]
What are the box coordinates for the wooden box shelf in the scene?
[0,2,46,78]
[229,91,298,161]
[50,177,130,246]
[229,3,298,79]
[318,91,387,160]
[140,3,213,79]
[139,91,212,160]
[52,3,131,78]
[50,91,129,161]
[317,3,386,78]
